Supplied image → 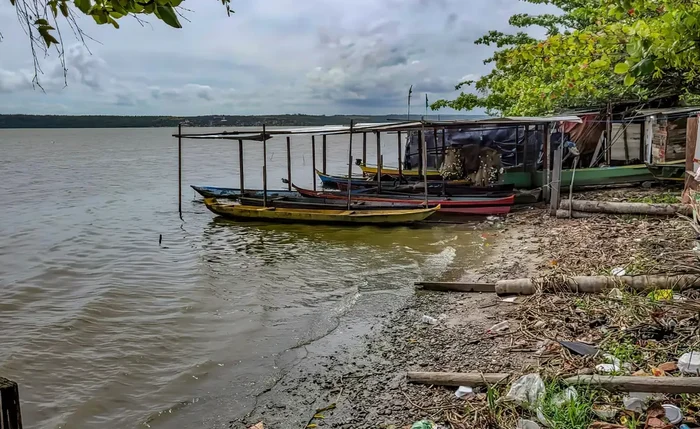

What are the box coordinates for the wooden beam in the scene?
[322,134,327,174]
[543,123,551,203]
[285,137,292,191]
[312,135,317,191]
[0,377,23,429]
[178,123,182,217]
[550,134,563,215]
[565,375,700,394]
[262,124,268,207]
[590,131,605,168]
[415,282,496,293]
[376,131,382,193]
[397,131,403,181]
[407,372,510,387]
[362,132,367,166]
[239,139,245,193]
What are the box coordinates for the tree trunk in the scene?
[495,274,700,296]
[560,199,691,216]
[415,282,496,293]
[565,375,700,393]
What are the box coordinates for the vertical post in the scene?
[0,377,23,429]
[606,103,613,164]
[376,131,382,193]
[362,132,367,167]
[238,139,245,193]
[312,135,317,191]
[178,123,182,217]
[347,120,354,210]
[262,124,268,207]
[286,136,292,191]
[523,125,530,171]
[322,134,327,174]
[515,126,520,167]
[550,127,564,215]
[432,127,438,171]
[418,129,424,177]
[441,128,446,169]
[421,121,429,207]
[543,123,551,203]
[397,130,403,181]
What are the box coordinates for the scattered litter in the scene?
[662,404,683,424]
[487,320,510,333]
[650,366,665,377]
[559,340,598,356]
[552,386,577,407]
[611,267,626,276]
[678,351,700,374]
[410,420,435,429]
[592,404,618,420]
[420,315,438,325]
[680,424,691,429]
[607,288,623,299]
[673,294,686,301]
[516,419,540,429]
[247,423,264,429]
[535,407,552,427]
[623,396,644,413]
[486,216,500,221]
[647,289,673,301]
[596,354,631,373]
[501,296,518,303]
[505,373,545,406]
[454,386,474,399]
[533,320,546,329]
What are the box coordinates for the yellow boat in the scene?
[360,164,442,178]
[203,198,440,225]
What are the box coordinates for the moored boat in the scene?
[191,185,300,199]
[203,198,440,225]
[292,185,514,214]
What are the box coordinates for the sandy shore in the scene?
[234,187,698,429]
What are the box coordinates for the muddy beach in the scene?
[235,187,699,429]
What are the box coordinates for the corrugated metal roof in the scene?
[634,106,700,117]
[173,116,583,141]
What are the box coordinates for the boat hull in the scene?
[191,185,300,199]
[203,199,439,224]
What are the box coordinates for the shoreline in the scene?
[235,187,699,429]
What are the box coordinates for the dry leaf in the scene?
[248,423,264,429]
[658,362,678,372]
[632,370,649,376]
[650,366,665,377]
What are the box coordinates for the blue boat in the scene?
[191,185,300,199]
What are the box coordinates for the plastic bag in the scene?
[505,373,545,406]
[411,421,435,429]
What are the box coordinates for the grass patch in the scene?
[627,192,680,204]
[537,382,595,429]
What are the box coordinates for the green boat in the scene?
[502,164,654,189]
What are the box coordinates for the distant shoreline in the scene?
[0,114,479,129]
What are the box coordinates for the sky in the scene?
[0,0,555,116]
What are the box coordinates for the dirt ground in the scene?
[237,187,700,429]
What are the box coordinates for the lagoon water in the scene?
[0,127,487,428]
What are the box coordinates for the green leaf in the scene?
[154,3,182,28]
[614,62,630,74]
[60,2,69,17]
[74,0,91,14]
[34,18,50,25]
[624,74,636,86]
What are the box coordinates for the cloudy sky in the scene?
[0,0,554,115]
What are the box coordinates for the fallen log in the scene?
[555,209,604,219]
[407,372,510,387]
[565,375,700,394]
[559,199,691,216]
[415,282,496,293]
[495,274,700,296]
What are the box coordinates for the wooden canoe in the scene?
[293,185,515,207]
[203,198,440,224]
[360,164,442,179]
[238,196,437,211]
[191,185,300,199]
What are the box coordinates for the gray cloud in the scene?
[0,0,558,115]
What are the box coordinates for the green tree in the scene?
[3,0,233,86]
[433,0,700,116]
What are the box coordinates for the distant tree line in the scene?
[0,114,469,129]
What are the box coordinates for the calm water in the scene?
[0,127,487,428]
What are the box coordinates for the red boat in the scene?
[293,185,513,215]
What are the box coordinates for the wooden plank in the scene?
[312,135,317,191]
[687,115,698,173]
[0,377,23,429]
[407,372,510,387]
[549,140,563,215]
[376,132,382,193]
[262,124,268,207]
[285,137,292,191]
[415,282,496,293]
[565,375,700,394]
[322,134,327,174]
[178,123,182,216]
[590,131,604,168]
[543,123,551,203]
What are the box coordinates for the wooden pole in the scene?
[397,131,403,181]
[178,123,182,217]
[286,136,292,191]
[312,135,317,191]
[441,128,447,169]
[238,139,245,193]
[362,132,367,166]
[565,375,700,394]
[322,134,327,174]
[543,122,551,203]
[415,282,496,293]
[0,377,23,429]
[606,102,613,164]
[549,126,564,215]
[407,372,510,387]
[515,126,520,166]
[421,121,429,207]
[347,121,354,209]
[262,124,268,207]
[418,129,424,177]
[376,131,382,193]
[523,125,530,171]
